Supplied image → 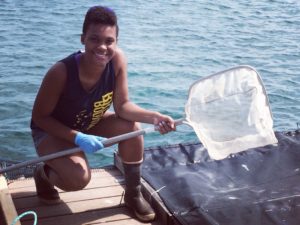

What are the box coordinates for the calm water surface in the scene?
[0,0,299,167]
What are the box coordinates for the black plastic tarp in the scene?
[142,130,300,225]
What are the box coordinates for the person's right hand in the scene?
[74,132,105,154]
[153,114,176,134]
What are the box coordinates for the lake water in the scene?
[0,0,299,167]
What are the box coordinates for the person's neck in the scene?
[80,54,105,78]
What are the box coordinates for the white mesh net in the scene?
[185,65,278,160]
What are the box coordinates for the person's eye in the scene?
[89,37,99,43]
[106,39,115,45]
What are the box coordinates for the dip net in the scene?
[185,65,278,160]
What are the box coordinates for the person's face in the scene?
[81,23,117,67]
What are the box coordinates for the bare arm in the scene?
[112,48,175,133]
[31,62,77,143]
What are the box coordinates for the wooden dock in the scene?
[0,165,168,225]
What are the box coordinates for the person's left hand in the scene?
[154,114,176,134]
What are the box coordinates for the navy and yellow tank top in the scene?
[31,51,115,132]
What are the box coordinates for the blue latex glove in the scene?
[74,132,105,154]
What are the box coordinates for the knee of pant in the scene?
[62,171,91,192]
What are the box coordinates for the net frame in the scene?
[185,65,278,160]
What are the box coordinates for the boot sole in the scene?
[125,202,156,222]
[134,211,156,222]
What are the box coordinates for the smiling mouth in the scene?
[94,52,108,61]
[95,52,106,57]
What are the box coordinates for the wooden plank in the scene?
[17,195,125,220]
[8,168,122,190]
[93,218,162,225]
[6,178,34,190]
[91,167,122,178]
[9,175,124,199]
[0,175,21,225]
[13,185,125,209]
[22,207,160,225]
[8,165,164,225]
[21,206,132,225]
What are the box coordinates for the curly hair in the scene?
[82,6,119,37]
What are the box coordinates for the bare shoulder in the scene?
[114,47,126,61]
[33,61,68,117]
[112,47,127,76]
[39,61,67,92]
[44,61,67,82]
